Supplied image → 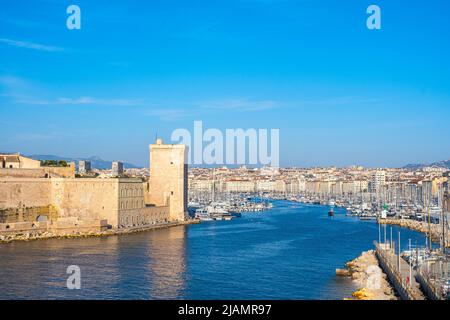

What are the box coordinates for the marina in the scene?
[189,192,273,221]
[189,190,450,300]
[264,191,449,247]
[187,183,450,299]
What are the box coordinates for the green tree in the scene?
[58,160,68,167]
[42,160,58,166]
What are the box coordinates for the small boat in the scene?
[328,208,334,217]
[359,216,377,220]
[195,208,213,221]
[230,211,242,218]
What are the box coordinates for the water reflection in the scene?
[0,227,187,299]
[145,226,187,299]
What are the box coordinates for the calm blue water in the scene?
[0,200,429,300]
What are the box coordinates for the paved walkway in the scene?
[376,243,425,300]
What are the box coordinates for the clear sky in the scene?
[1,0,450,168]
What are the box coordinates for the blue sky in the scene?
[1,0,450,167]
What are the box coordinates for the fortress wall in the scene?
[0,205,58,224]
[118,179,145,212]
[51,178,120,227]
[19,157,41,168]
[118,205,169,228]
[118,179,168,228]
[0,144,180,230]
[0,177,151,228]
[44,166,75,178]
[0,178,52,209]
[0,169,48,178]
[0,166,74,178]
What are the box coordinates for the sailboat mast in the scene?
[427,192,432,251]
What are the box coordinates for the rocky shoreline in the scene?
[337,250,397,300]
[379,218,449,247]
[0,220,199,243]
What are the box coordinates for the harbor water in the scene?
[0,200,430,299]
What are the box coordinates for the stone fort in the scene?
[0,139,188,236]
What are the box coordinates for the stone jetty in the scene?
[337,250,397,300]
[379,218,449,247]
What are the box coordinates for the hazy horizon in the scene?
[1,149,448,170]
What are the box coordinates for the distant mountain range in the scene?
[403,160,450,170]
[26,154,140,170]
[2,150,449,170]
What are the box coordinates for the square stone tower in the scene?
[112,161,124,176]
[148,138,188,221]
[78,160,91,174]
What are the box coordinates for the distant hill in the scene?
[404,159,450,170]
[403,163,425,170]
[27,154,140,170]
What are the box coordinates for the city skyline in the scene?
[1,0,450,168]
[0,149,448,170]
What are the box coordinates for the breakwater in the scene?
[379,218,449,247]
[337,250,396,300]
